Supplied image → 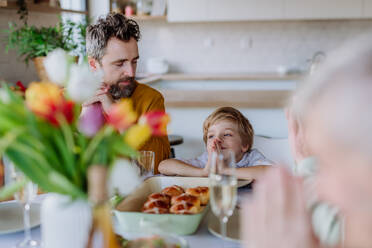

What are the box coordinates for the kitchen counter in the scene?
[138,73,304,108]
[139,73,304,84]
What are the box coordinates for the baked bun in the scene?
[171,193,201,207]
[147,193,170,205]
[186,186,210,205]
[141,186,207,215]
[161,185,185,197]
[142,198,169,214]
[169,201,200,214]
[143,198,169,209]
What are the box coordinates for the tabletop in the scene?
[0,186,252,248]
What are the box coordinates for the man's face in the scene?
[91,37,139,99]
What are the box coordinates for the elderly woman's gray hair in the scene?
[290,36,372,161]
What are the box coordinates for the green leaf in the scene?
[4,19,88,64]
[52,131,75,180]
[0,179,27,200]
[112,139,138,160]
[0,129,23,155]
[81,126,114,168]
[10,142,52,174]
[48,172,86,199]
[5,149,52,192]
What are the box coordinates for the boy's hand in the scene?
[207,139,221,155]
[204,139,222,176]
[214,140,221,154]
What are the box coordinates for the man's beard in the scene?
[108,77,137,100]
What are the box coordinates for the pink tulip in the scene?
[79,103,105,137]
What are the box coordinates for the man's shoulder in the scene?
[136,82,164,101]
[132,82,165,112]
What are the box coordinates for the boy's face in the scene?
[206,120,249,161]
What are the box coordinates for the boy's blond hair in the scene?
[203,107,254,151]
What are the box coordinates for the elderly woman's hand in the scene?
[242,167,319,248]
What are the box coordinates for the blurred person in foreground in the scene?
[242,36,372,248]
[83,13,170,172]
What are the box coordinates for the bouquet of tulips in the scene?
[0,49,169,200]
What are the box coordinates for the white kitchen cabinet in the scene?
[167,0,208,22]
[167,0,283,22]
[284,0,363,19]
[167,0,370,22]
[205,0,283,21]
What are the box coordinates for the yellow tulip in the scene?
[25,81,74,126]
[107,99,137,132]
[25,82,63,116]
[124,124,151,149]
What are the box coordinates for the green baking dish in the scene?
[114,176,210,235]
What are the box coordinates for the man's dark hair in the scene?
[86,13,141,61]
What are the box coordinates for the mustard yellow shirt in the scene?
[130,82,170,173]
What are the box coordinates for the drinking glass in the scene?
[10,164,39,248]
[133,151,155,178]
[209,150,238,244]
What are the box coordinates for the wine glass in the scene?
[209,150,238,245]
[10,164,40,248]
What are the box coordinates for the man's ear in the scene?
[88,56,98,71]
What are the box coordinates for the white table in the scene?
[0,187,252,248]
[0,216,241,248]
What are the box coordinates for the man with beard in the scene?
[84,13,170,173]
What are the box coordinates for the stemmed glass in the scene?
[132,151,155,178]
[10,164,39,248]
[209,150,238,245]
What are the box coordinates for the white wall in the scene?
[137,19,372,74]
[88,0,110,22]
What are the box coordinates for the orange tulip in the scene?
[25,82,74,126]
[106,99,137,132]
[139,111,170,136]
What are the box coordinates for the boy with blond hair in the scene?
[159,107,272,180]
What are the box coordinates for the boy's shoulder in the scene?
[238,148,273,167]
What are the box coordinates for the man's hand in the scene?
[83,83,114,114]
[242,167,319,248]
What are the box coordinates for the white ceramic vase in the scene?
[41,193,92,248]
